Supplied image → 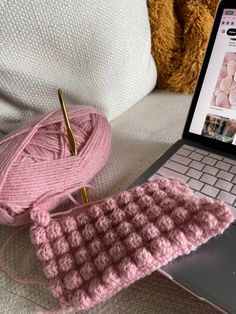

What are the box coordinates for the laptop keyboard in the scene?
[148,145,236,216]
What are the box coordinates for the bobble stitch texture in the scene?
[46,221,63,241]
[102,266,121,287]
[44,259,59,279]
[94,252,111,272]
[103,230,119,247]
[75,246,90,265]
[169,229,188,247]
[156,215,174,232]
[146,205,162,221]
[138,195,154,210]
[95,215,111,233]
[31,208,50,227]
[50,279,64,298]
[76,213,89,227]
[132,186,145,200]
[183,197,199,214]
[60,216,77,233]
[185,222,203,240]
[81,224,97,242]
[140,223,160,241]
[80,262,97,281]
[58,253,75,272]
[37,243,54,262]
[118,257,137,280]
[171,207,189,224]
[196,211,218,230]
[150,236,172,256]
[109,241,126,262]
[214,201,231,222]
[63,270,82,291]
[88,205,103,220]
[109,208,125,226]
[117,221,134,238]
[102,198,117,213]
[30,178,233,312]
[125,232,143,252]
[117,191,132,207]
[132,213,148,229]
[53,236,70,256]
[153,190,167,204]
[72,289,90,308]
[88,278,107,299]
[133,247,154,267]
[30,226,47,245]
[124,202,139,218]
[67,230,83,248]
[89,238,104,257]
[159,198,176,212]
[144,182,159,195]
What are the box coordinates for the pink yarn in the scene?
[0,106,111,226]
[30,177,233,312]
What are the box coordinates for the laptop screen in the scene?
[189,9,236,146]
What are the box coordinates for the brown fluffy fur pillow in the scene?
[148,0,219,93]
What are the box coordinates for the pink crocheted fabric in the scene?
[30,177,233,312]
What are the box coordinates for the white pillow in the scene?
[0,0,157,136]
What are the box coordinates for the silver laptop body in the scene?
[129,1,236,313]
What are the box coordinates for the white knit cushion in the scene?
[0,0,157,136]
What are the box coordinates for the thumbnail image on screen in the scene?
[202,114,236,144]
[211,52,236,110]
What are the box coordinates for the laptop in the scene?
[129,1,236,313]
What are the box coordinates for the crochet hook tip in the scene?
[57,88,89,203]
[57,89,78,156]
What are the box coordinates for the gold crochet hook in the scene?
[58,89,89,203]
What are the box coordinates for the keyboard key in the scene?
[148,173,162,182]
[195,149,208,156]
[223,157,236,166]
[190,160,204,171]
[218,191,236,205]
[186,168,202,180]
[189,152,203,161]
[164,160,188,174]
[215,179,233,192]
[230,206,236,219]
[231,166,236,174]
[194,191,210,199]
[217,170,234,182]
[171,154,191,166]
[200,174,217,185]
[177,148,191,157]
[231,186,236,195]
[188,179,204,191]
[209,153,222,160]
[216,161,231,171]
[182,145,195,151]
[202,156,217,166]
[201,185,219,198]
[157,167,189,182]
[203,165,218,176]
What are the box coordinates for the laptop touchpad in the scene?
[162,224,236,313]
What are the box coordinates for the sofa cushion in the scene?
[0,0,156,136]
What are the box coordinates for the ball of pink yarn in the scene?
[0,106,111,226]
